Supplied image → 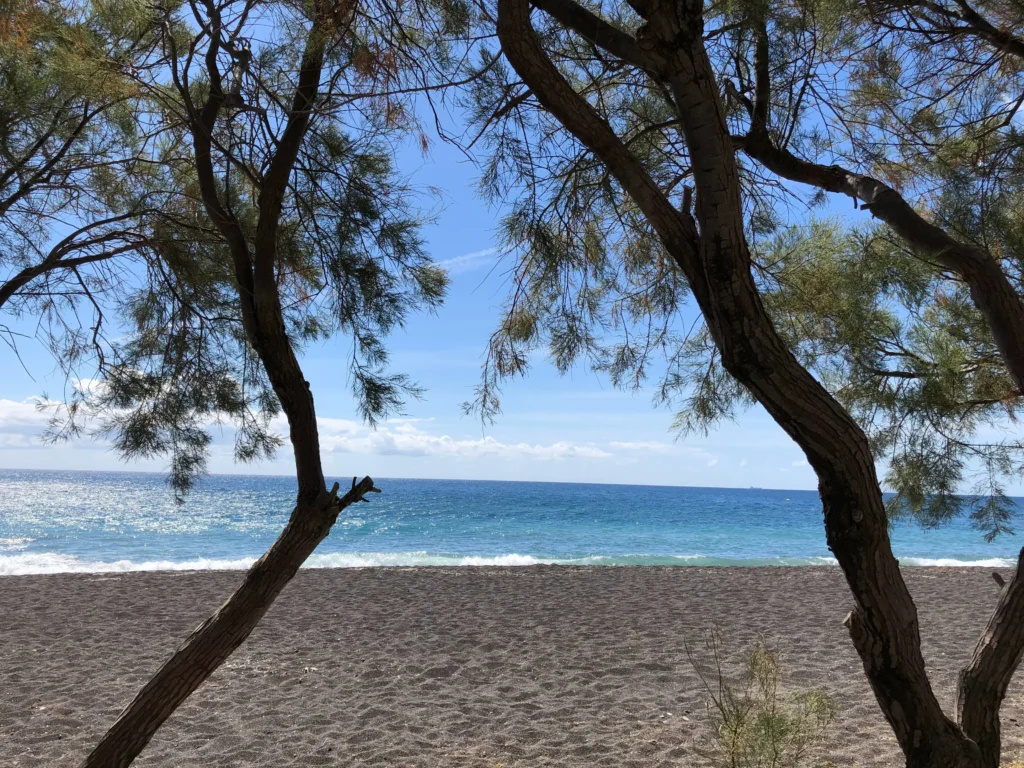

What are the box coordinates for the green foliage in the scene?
[755,221,1022,538]
[687,631,838,768]
[0,0,159,322]
[15,0,466,495]
[463,0,1024,540]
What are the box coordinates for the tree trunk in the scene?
[77,6,371,766]
[660,35,978,765]
[79,478,377,768]
[956,548,1024,768]
[493,0,1003,764]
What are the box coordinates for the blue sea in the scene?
[0,469,1019,575]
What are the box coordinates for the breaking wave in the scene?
[0,551,1015,575]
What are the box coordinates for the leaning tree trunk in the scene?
[79,478,378,768]
[79,4,365,765]
[494,0,1024,764]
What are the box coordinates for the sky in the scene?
[1,118,1020,493]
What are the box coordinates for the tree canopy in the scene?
[1,0,466,495]
[463,0,1024,540]
[0,0,166,363]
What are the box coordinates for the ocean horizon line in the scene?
[3,470,1018,577]
[0,466,826,494]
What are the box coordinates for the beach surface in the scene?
[2,566,1022,767]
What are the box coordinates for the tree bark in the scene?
[79,478,378,768]
[956,548,1024,768]
[78,6,370,767]
[494,0,997,764]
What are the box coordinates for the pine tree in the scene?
[0,0,467,764]
[468,0,1024,763]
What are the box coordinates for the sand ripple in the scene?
[1,566,1022,766]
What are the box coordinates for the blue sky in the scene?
[1,122,1019,493]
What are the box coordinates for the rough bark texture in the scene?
[78,479,377,768]
[78,5,371,766]
[957,547,1024,768]
[495,0,1024,765]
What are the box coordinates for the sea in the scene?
[0,469,1019,575]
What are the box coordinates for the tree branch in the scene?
[530,0,665,71]
[497,0,702,298]
[738,81,1024,396]
[881,0,1024,61]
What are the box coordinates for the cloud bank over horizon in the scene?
[0,396,701,467]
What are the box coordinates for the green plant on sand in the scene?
[688,631,838,768]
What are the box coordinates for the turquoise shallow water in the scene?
[0,469,1019,574]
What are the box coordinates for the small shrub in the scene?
[686,629,838,768]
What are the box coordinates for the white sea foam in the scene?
[0,551,561,575]
[0,551,1016,575]
[0,537,32,551]
[0,553,259,575]
[455,554,551,566]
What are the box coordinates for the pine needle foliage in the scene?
[12,0,471,496]
[463,0,1024,540]
[0,0,169,356]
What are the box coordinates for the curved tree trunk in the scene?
[79,479,377,768]
[494,0,1024,764]
[78,4,369,766]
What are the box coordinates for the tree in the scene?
[0,0,173,366]
[465,0,1024,763]
[16,0,464,765]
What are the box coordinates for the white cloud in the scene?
[437,247,499,275]
[608,439,721,468]
[0,398,51,432]
[73,378,108,397]
[0,398,61,450]
[0,432,45,448]
[608,440,676,454]
[0,397,113,452]
[318,418,612,461]
[0,396,699,467]
[792,459,809,467]
[739,458,747,467]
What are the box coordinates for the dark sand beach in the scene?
[2,566,1022,767]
